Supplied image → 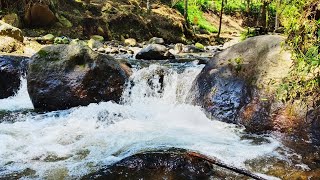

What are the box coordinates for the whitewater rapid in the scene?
[0,64,281,179]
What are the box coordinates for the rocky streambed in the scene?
[0,33,320,179]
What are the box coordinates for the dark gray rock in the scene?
[190,35,292,132]
[27,44,130,111]
[308,107,320,145]
[0,55,29,99]
[182,45,204,53]
[81,149,251,180]
[136,44,175,60]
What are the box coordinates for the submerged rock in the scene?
[190,35,293,132]
[27,44,130,111]
[136,44,175,60]
[82,149,252,180]
[0,55,29,99]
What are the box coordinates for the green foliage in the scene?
[38,50,49,58]
[277,0,320,103]
[174,1,218,33]
[234,57,243,72]
[228,57,243,72]
[195,42,204,49]
[240,28,257,40]
[213,0,246,14]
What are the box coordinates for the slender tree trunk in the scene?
[246,0,250,13]
[261,1,267,28]
[147,0,151,14]
[217,0,224,38]
[275,0,281,30]
[184,0,189,27]
[266,2,269,30]
[275,10,279,30]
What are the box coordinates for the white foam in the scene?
[0,64,281,178]
[0,77,34,111]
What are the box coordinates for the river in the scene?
[0,62,313,179]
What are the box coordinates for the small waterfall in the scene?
[0,77,33,111]
[0,64,281,179]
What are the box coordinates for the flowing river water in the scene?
[0,62,317,179]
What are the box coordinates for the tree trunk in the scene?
[266,2,269,30]
[246,0,250,13]
[147,0,151,13]
[275,10,279,30]
[184,0,189,27]
[261,1,267,28]
[217,0,224,38]
[275,0,281,30]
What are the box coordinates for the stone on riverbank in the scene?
[136,44,175,60]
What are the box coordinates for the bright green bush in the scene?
[174,1,218,33]
[276,0,320,102]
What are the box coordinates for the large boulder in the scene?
[0,55,29,99]
[24,3,57,27]
[0,21,24,42]
[82,149,254,179]
[27,44,130,111]
[136,44,175,60]
[190,35,293,132]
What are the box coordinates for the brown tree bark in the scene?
[184,0,189,27]
[217,0,224,38]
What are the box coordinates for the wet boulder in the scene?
[0,55,29,99]
[27,44,130,111]
[136,44,175,60]
[190,35,293,132]
[82,149,253,179]
[308,107,320,145]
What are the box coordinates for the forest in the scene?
[0,0,319,179]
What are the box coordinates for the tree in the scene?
[217,0,224,38]
[261,0,272,30]
[246,0,250,13]
[274,0,282,30]
[147,0,151,13]
[184,0,189,27]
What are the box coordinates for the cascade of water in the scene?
[0,77,34,111]
[0,64,281,179]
